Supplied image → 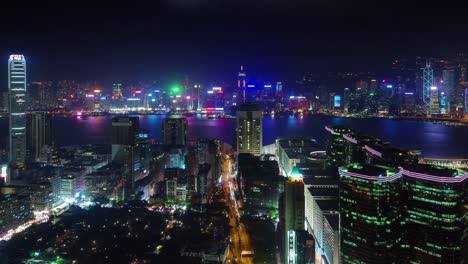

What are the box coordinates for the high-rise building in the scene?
[339,164,403,263]
[422,62,433,110]
[8,54,27,168]
[237,65,247,103]
[27,112,52,162]
[162,117,188,146]
[236,103,262,156]
[112,116,139,201]
[401,165,467,263]
[283,164,305,264]
[337,163,468,263]
[343,88,350,113]
[464,88,468,113]
[325,126,353,173]
[442,69,455,112]
[429,86,440,114]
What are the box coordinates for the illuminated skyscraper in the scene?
[284,164,305,264]
[402,165,467,263]
[429,86,440,114]
[112,116,139,201]
[276,81,283,98]
[325,126,353,172]
[162,117,188,146]
[338,163,468,263]
[8,55,27,168]
[442,69,455,112]
[112,83,123,99]
[422,62,433,109]
[237,65,247,103]
[236,103,262,156]
[339,164,403,263]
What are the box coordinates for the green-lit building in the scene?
[339,164,403,263]
[339,163,468,263]
[325,126,353,173]
[401,165,467,263]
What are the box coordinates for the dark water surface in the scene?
[1,114,467,158]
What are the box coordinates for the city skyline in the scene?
[1,3,468,264]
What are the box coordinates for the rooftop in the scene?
[307,186,339,198]
[340,163,400,177]
[403,164,466,178]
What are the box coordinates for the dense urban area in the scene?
[0,53,467,264]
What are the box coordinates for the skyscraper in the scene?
[442,69,455,112]
[162,117,188,146]
[325,126,353,173]
[401,165,467,263]
[429,86,440,114]
[339,164,403,263]
[338,163,468,263]
[236,103,262,156]
[284,164,305,264]
[422,62,433,110]
[112,116,139,201]
[238,65,247,103]
[8,54,27,168]
[27,111,52,162]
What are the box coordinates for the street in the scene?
[220,154,254,264]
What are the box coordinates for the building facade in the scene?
[8,54,27,168]
[236,103,262,156]
[162,117,188,146]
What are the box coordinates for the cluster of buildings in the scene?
[4,53,468,118]
[234,101,466,264]
[1,55,225,243]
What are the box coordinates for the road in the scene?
[221,154,254,264]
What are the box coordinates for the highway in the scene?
[221,154,254,264]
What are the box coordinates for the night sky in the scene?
[1,2,467,83]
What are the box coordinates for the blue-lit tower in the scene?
[422,62,433,109]
[8,54,27,168]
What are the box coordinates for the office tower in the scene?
[343,88,350,113]
[339,164,403,263]
[429,86,440,114]
[236,103,262,156]
[284,165,305,264]
[8,54,27,168]
[276,81,283,98]
[401,165,467,263]
[325,126,353,172]
[442,69,455,112]
[112,83,123,99]
[238,65,247,103]
[27,112,52,162]
[304,178,339,264]
[162,117,188,146]
[422,62,433,109]
[112,116,139,201]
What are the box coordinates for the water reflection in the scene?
[0,114,467,158]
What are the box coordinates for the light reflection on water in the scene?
[1,114,467,158]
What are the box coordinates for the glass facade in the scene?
[401,166,467,263]
[339,164,467,263]
[8,54,27,167]
[339,164,403,263]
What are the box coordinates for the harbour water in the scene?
[1,114,467,158]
